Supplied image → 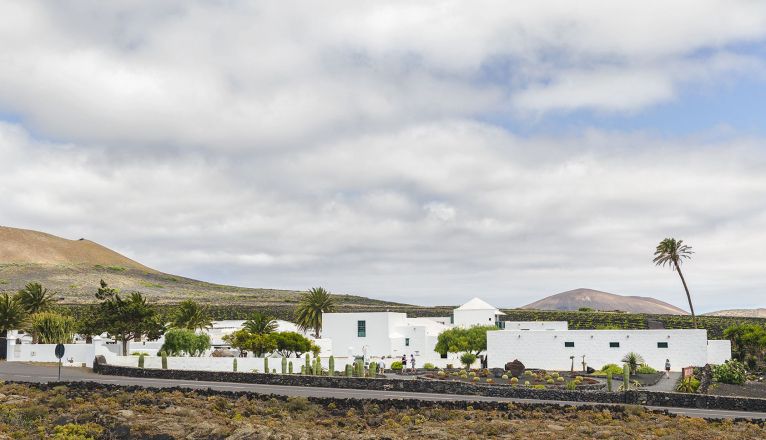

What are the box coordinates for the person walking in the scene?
[401,354,407,372]
[665,359,671,379]
[410,354,416,373]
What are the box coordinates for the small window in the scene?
[450,316,454,324]
[564,341,575,347]
[440,352,447,359]
[609,342,620,348]
[405,338,410,347]
[657,342,668,348]
[357,320,366,337]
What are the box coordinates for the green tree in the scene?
[435,325,497,357]
[96,282,164,356]
[159,328,211,356]
[29,312,77,344]
[0,293,27,359]
[223,329,277,357]
[243,311,278,335]
[460,352,477,369]
[723,324,766,362]
[171,300,213,331]
[653,238,696,328]
[15,282,56,314]
[294,287,336,338]
[272,331,318,357]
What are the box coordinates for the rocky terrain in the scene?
[0,382,763,439]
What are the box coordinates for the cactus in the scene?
[138,353,145,369]
[233,358,238,372]
[160,351,168,370]
[282,357,287,374]
[305,353,311,375]
[607,372,613,392]
[300,365,305,375]
[369,361,378,377]
[353,360,364,377]
[345,364,353,377]
[264,357,269,374]
[623,364,630,391]
[289,361,293,374]
[328,356,335,376]
[314,358,322,375]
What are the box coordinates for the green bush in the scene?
[712,359,747,385]
[423,362,436,370]
[599,364,624,376]
[390,361,403,371]
[675,376,701,393]
[636,364,657,374]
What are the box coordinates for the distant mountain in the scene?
[703,309,766,318]
[0,225,406,308]
[522,288,689,315]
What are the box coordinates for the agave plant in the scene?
[621,352,645,375]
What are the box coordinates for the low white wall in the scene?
[106,354,463,372]
[6,341,96,367]
[503,321,568,331]
[707,339,732,365]
[487,329,711,371]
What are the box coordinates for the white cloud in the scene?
[1,2,766,310]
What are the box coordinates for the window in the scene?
[450,315,454,324]
[357,320,366,337]
[609,342,620,348]
[564,341,575,347]
[657,342,668,348]
[405,338,410,347]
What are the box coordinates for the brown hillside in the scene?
[0,226,154,271]
[0,225,408,308]
[522,288,689,315]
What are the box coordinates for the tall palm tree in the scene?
[0,293,28,359]
[171,300,213,331]
[15,282,55,314]
[653,238,696,328]
[294,287,336,338]
[243,311,278,335]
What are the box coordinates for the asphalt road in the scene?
[1,362,764,420]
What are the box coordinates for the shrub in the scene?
[510,377,518,384]
[30,312,77,344]
[524,381,531,386]
[565,381,577,391]
[556,376,564,382]
[636,364,657,374]
[471,376,480,382]
[423,363,436,370]
[546,378,554,384]
[532,385,545,389]
[676,376,701,393]
[501,374,509,380]
[468,371,476,377]
[160,328,211,356]
[437,371,446,378]
[53,422,104,440]
[600,364,623,376]
[713,360,747,385]
[390,361,403,371]
[622,352,645,375]
[460,352,477,369]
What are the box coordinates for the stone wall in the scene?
[93,357,766,413]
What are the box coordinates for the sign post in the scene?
[54,344,65,381]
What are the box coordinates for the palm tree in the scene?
[15,282,55,314]
[653,238,696,328]
[0,293,27,359]
[622,352,645,375]
[171,300,213,331]
[243,311,278,335]
[294,287,336,338]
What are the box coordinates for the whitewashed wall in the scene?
[323,312,408,357]
[707,340,732,365]
[6,341,96,367]
[487,329,716,371]
[453,309,497,328]
[503,321,568,331]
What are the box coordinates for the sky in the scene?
[1,1,766,311]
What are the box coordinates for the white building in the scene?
[486,327,731,371]
[321,312,448,360]
[453,297,505,328]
